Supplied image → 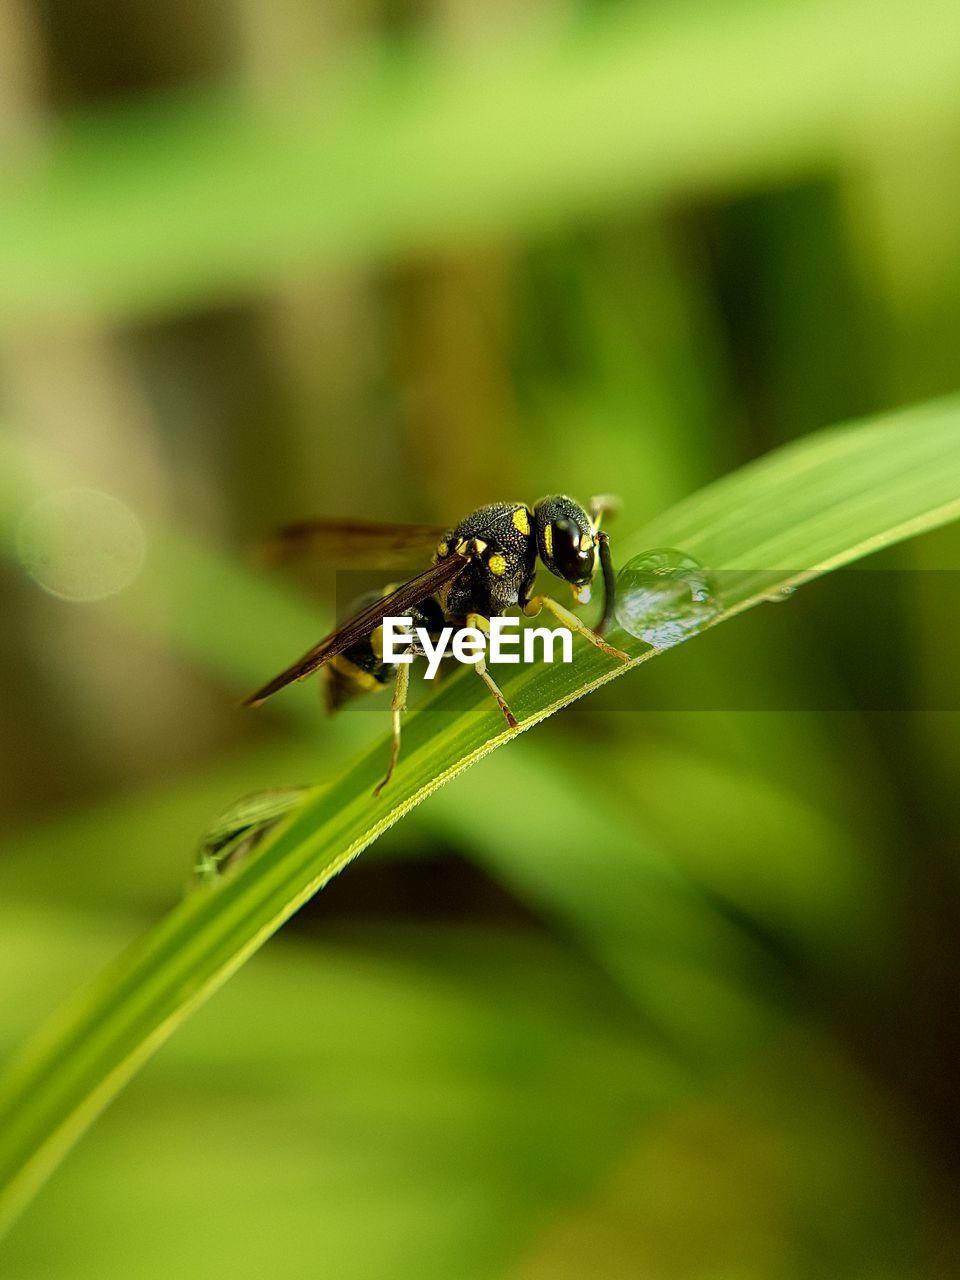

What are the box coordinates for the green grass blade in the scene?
[0,910,674,1280]
[1,0,959,323]
[1,394,959,1235]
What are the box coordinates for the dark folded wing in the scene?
[242,551,470,706]
[261,518,448,567]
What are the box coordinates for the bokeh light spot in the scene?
[16,488,146,602]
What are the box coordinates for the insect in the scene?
[192,787,308,884]
[244,495,630,794]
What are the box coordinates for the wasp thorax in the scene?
[534,496,596,585]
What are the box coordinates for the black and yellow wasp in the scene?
[244,495,629,794]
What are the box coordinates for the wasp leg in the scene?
[474,657,519,730]
[373,657,411,797]
[588,494,621,529]
[466,612,519,730]
[594,530,618,636]
[524,594,630,662]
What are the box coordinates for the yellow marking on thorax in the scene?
[455,536,485,556]
[437,540,449,558]
[543,522,553,558]
[488,553,507,576]
[512,507,530,535]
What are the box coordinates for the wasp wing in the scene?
[243,551,471,706]
[261,518,448,567]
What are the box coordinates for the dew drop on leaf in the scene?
[614,549,720,649]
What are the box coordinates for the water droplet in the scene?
[193,787,308,885]
[16,488,145,602]
[615,549,720,650]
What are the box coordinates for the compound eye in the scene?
[550,517,595,584]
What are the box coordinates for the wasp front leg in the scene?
[522,593,630,662]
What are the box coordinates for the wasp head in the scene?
[533,495,597,594]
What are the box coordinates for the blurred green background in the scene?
[2,0,960,1275]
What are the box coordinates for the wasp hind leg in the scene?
[523,594,630,662]
[373,659,411,797]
